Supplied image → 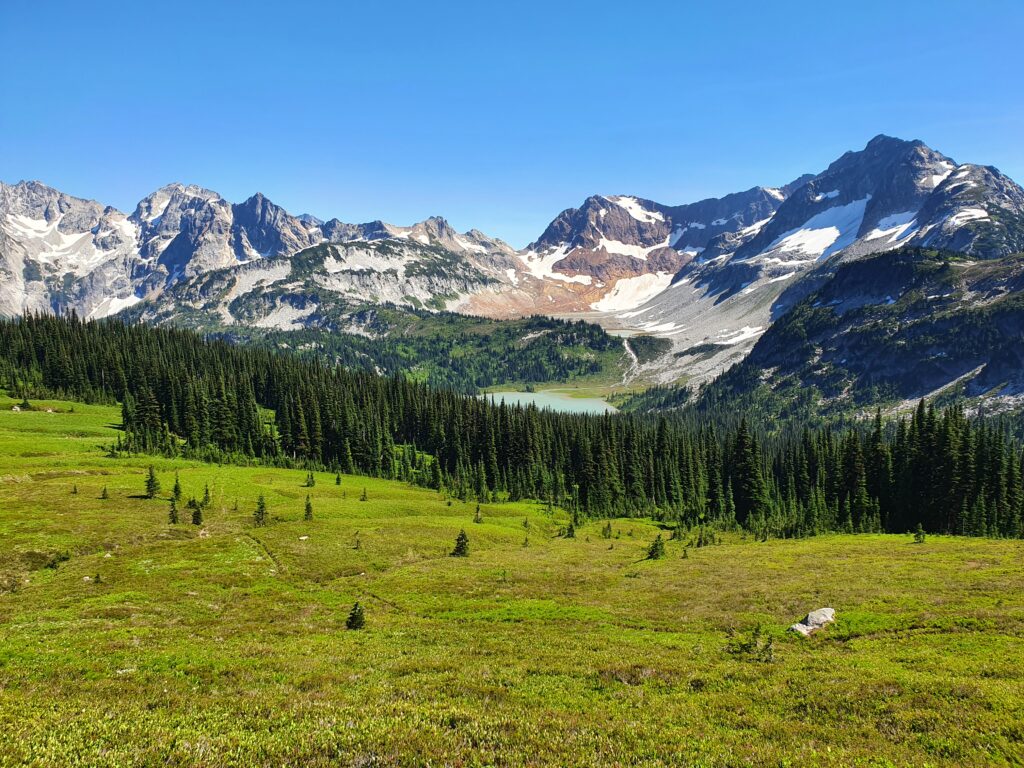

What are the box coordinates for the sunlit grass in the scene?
[1,396,1022,766]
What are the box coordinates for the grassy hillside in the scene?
[1,399,1023,766]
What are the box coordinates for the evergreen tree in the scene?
[172,472,182,502]
[100,486,109,500]
[647,534,666,560]
[145,465,160,499]
[346,601,366,630]
[304,494,313,521]
[188,497,203,526]
[253,494,268,527]
[168,497,179,525]
[451,529,469,557]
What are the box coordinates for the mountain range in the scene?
[3,134,1024,410]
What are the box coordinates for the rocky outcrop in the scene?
[789,608,836,636]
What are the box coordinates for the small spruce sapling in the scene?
[172,472,182,501]
[190,498,203,526]
[100,486,109,500]
[346,601,365,630]
[71,484,78,495]
[647,534,666,560]
[451,529,469,557]
[145,466,160,499]
[202,484,211,507]
[474,504,482,524]
[304,494,313,521]
[360,487,368,502]
[335,473,341,486]
[914,523,926,544]
[168,497,179,525]
[253,495,268,527]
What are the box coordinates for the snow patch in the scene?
[591,272,674,312]
[947,207,989,227]
[609,196,664,223]
[87,294,142,319]
[715,326,764,346]
[763,197,870,261]
[520,246,592,285]
[864,210,918,244]
[598,236,669,260]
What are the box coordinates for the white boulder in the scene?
[789,607,835,636]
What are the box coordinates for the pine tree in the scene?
[335,473,341,486]
[189,497,203,526]
[145,465,160,499]
[451,529,469,557]
[346,601,366,630]
[168,497,179,525]
[202,483,211,507]
[474,504,482,524]
[304,494,313,521]
[565,521,576,538]
[71,484,78,495]
[360,487,368,502]
[100,486,109,500]
[647,533,666,560]
[253,494,268,527]
[172,472,182,502]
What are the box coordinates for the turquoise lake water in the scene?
[481,391,617,414]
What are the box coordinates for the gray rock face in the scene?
[2,133,1023,385]
[789,607,836,636]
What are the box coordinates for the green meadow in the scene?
[1,398,1022,767]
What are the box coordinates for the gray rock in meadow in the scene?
[789,607,836,636]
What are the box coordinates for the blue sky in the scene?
[2,0,1022,247]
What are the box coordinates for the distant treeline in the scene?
[1,314,1021,538]
[220,310,623,393]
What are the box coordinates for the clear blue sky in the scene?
[2,0,1022,247]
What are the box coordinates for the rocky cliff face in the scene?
[695,247,1024,418]
[3,134,1023,393]
[598,135,1024,387]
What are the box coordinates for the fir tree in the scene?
[253,494,268,527]
[100,486,109,500]
[172,472,182,502]
[168,497,179,525]
[304,494,313,521]
[647,534,666,560]
[188,497,203,526]
[474,504,482,524]
[360,487,368,502]
[145,465,160,499]
[346,601,365,630]
[451,529,469,557]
